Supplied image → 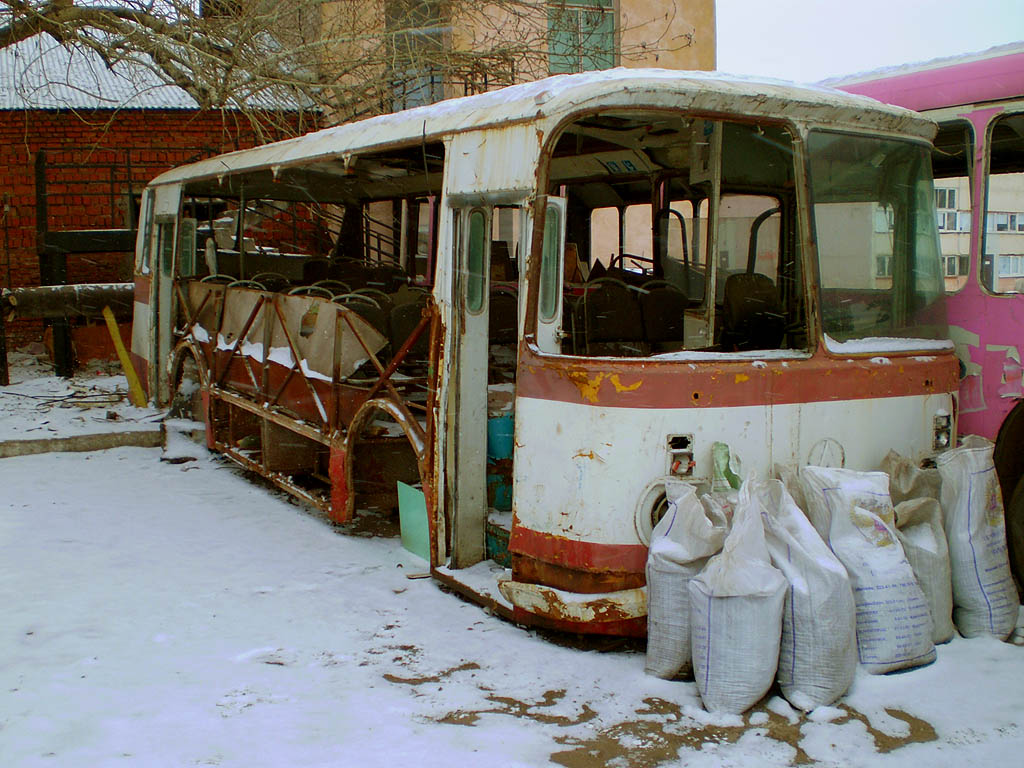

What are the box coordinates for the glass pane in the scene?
[540,203,562,322]
[932,121,973,293]
[138,192,153,273]
[159,223,175,278]
[548,1,614,74]
[589,207,619,268]
[547,7,579,74]
[717,195,781,280]
[179,218,197,277]
[466,210,487,314]
[580,7,615,71]
[809,131,947,348]
[621,204,653,274]
[984,113,1024,294]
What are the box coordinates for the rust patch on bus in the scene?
[566,370,605,403]
[608,374,642,393]
[563,370,643,403]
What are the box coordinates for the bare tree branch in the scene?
[1,1,696,137]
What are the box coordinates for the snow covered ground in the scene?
[2,350,1024,767]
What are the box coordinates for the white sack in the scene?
[645,479,728,679]
[894,498,955,644]
[879,451,955,644]
[690,479,787,714]
[936,440,1018,639]
[775,463,811,519]
[801,466,936,674]
[700,489,739,527]
[754,478,857,710]
[880,449,942,504]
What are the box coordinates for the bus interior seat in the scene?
[250,272,292,292]
[351,287,393,316]
[720,272,785,351]
[639,281,691,351]
[389,294,431,365]
[334,293,390,341]
[302,258,330,283]
[367,263,407,292]
[327,259,369,284]
[577,278,646,356]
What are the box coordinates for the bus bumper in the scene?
[498,579,647,636]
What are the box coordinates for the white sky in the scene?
[716,0,1024,83]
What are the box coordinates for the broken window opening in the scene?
[542,112,804,357]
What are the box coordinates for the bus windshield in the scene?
[808,131,948,352]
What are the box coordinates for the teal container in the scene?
[487,414,514,460]
[486,414,514,511]
[487,471,513,511]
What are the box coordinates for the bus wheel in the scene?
[1006,476,1024,602]
[168,354,205,441]
[994,400,1024,504]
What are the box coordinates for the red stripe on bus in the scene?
[129,350,150,397]
[508,525,649,574]
[134,275,151,305]
[516,345,957,410]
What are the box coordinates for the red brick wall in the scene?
[1,108,304,348]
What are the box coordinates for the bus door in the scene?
[535,197,567,353]
[446,201,530,567]
[447,206,493,567]
[150,184,182,404]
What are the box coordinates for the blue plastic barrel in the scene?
[486,414,514,460]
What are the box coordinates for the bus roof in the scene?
[149,67,936,189]
[827,42,1024,112]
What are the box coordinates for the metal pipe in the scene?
[1,282,134,321]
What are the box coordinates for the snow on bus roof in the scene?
[148,68,935,189]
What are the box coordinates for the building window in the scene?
[935,187,956,210]
[875,254,892,277]
[944,254,969,277]
[386,0,446,110]
[874,205,894,232]
[934,187,967,231]
[548,0,616,75]
[999,254,1024,277]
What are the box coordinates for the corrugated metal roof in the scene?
[151,67,937,188]
[0,33,202,110]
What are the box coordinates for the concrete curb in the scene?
[0,429,164,459]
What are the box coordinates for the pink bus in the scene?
[834,43,1024,587]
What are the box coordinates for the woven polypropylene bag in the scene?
[936,441,1018,639]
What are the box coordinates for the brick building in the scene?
[0,34,304,350]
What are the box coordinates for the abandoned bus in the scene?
[130,69,957,635]
[833,44,1024,585]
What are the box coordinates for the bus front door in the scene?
[447,207,492,567]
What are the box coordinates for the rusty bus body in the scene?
[130,70,958,635]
